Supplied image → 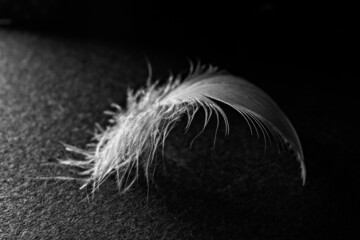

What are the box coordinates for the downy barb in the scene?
[60,64,306,192]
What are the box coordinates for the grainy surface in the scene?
[0,29,357,239]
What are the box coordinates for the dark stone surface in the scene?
[0,5,357,238]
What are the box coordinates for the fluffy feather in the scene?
[61,64,305,192]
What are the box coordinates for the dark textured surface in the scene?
[0,27,357,240]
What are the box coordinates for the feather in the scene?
[61,64,305,192]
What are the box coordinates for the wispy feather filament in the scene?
[61,64,305,192]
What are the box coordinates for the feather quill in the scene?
[61,64,305,192]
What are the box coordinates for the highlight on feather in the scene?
[60,64,306,193]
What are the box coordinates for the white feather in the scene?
[61,64,305,192]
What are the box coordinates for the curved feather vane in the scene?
[61,64,305,192]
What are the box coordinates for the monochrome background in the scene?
[0,1,357,239]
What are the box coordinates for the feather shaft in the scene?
[61,65,306,192]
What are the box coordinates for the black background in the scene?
[1,1,357,68]
[1,1,358,239]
